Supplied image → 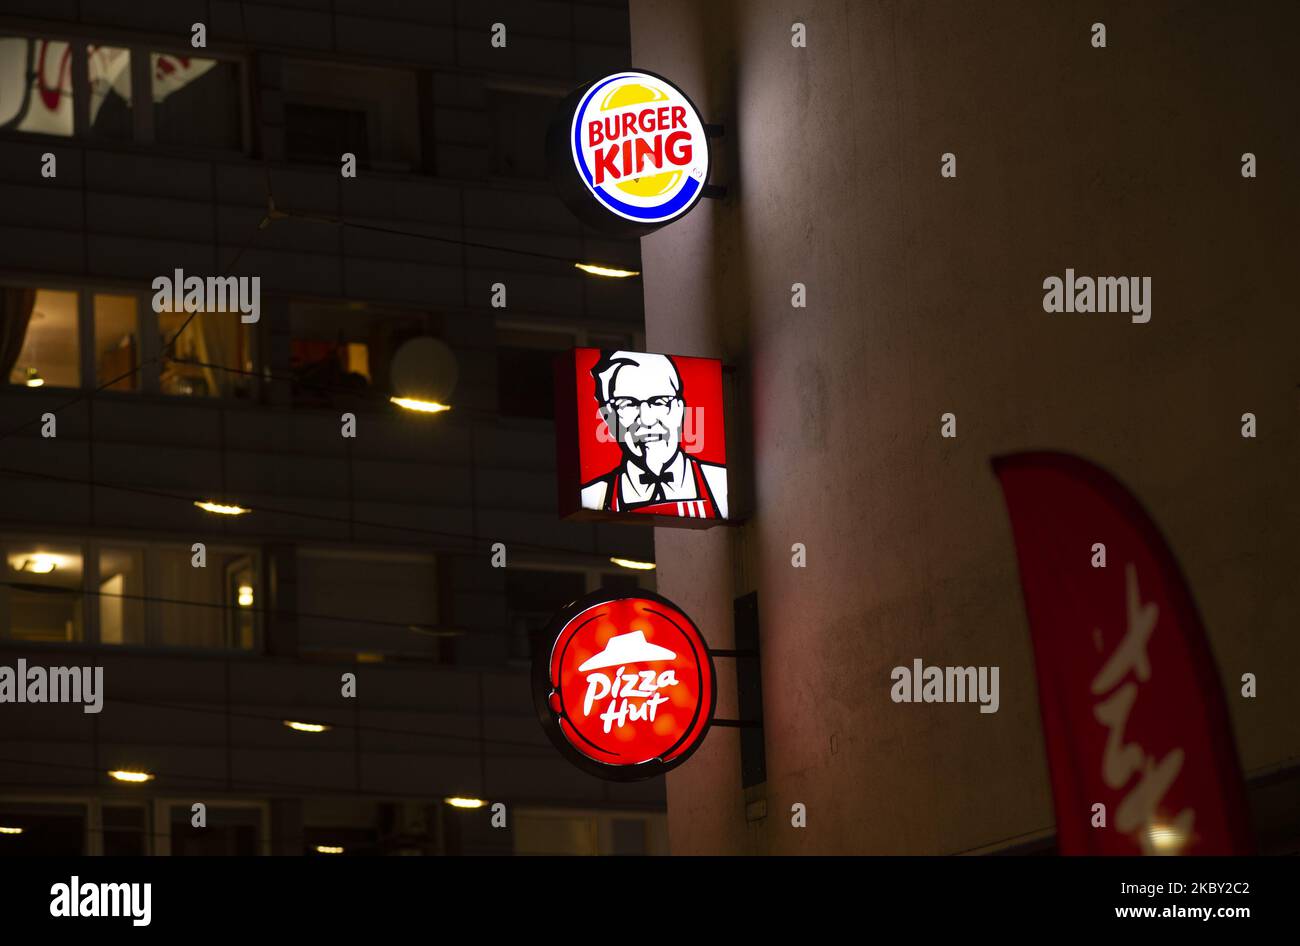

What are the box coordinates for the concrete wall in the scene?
[631,0,1299,854]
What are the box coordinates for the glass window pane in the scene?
[0,36,74,136]
[151,53,240,149]
[4,541,83,642]
[4,287,79,388]
[153,546,257,650]
[93,293,139,391]
[87,44,132,139]
[98,546,145,645]
[157,310,255,399]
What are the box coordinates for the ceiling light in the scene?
[444,797,487,809]
[575,263,640,278]
[284,720,331,734]
[107,769,155,784]
[17,553,63,574]
[390,396,451,414]
[314,845,344,854]
[609,556,656,571]
[0,826,23,835]
[237,584,254,607]
[194,500,250,516]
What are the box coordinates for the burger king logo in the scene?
[548,70,710,235]
[533,589,716,780]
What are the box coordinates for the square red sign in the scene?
[554,347,728,527]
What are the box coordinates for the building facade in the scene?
[0,0,667,855]
[631,0,1300,854]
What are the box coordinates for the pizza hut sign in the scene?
[533,589,716,781]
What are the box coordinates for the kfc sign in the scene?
[547,70,710,235]
[533,589,716,781]
[554,348,728,527]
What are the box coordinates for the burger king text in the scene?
[583,666,680,733]
[587,106,692,186]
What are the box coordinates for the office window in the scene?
[154,546,258,649]
[0,34,242,150]
[282,60,419,170]
[152,53,241,150]
[3,287,78,389]
[0,36,74,135]
[102,806,147,856]
[2,540,84,642]
[157,310,256,399]
[87,44,132,139]
[93,293,139,391]
[0,803,85,855]
[98,546,145,646]
[169,805,262,855]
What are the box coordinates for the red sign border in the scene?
[531,587,718,782]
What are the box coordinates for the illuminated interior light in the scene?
[237,584,254,607]
[609,556,656,571]
[284,720,331,734]
[107,769,155,784]
[575,262,640,278]
[444,797,487,809]
[390,396,451,414]
[24,367,44,387]
[16,553,63,574]
[314,845,344,854]
[0,826,23,835]
[194,500,250,516]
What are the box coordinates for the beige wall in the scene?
[631,0,1299,854]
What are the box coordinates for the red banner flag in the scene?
[992,452,1252,855]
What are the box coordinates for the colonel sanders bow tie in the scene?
[638,470,675,499]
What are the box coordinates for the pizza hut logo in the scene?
[548,70,710,235]
[533,590,716,781]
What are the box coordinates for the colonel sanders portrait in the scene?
[580,351,728,519]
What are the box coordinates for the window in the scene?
[2,540,84,642]
[1,536,259,650]
[0,802,85,856]
[0,32,243,150]
[151,53,241,150]
[2,287,77,388]
[504,564,646,662]
[168,804,263,855]
[0,36,74,135]
[87,44,132,140]
[282,60,419,171]
[157,310,256,399]
[93,293,139,391]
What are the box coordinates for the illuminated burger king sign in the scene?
[548,70,710,235]
[534,589,716,780]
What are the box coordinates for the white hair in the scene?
[591,350,681,403]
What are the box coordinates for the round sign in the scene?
[547,70,711,236]
[533,588,716,781]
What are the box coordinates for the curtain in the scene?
[0,286,37,383]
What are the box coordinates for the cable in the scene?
[0,461,647,562]
[0,578,463,637]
